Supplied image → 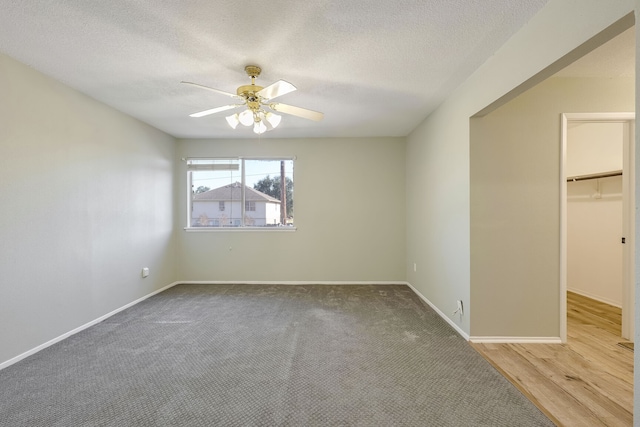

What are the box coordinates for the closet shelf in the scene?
[567,170,622,182]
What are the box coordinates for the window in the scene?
[187,158,294,229]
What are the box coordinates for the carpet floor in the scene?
[0,284,554,426]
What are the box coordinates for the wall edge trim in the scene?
[405,282,470,341]
[176,281,407,285]
[469,337,563,344]
[567,288,622,309]
[1,280,464,370]
[0,281,181,371]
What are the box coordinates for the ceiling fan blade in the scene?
[189,104,239,118]
[181,81,240,99]
[257,80,296,100]
[270,103,324,121]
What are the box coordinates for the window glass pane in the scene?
[187,158,294,228]
[189,159,241,227]
[245,159,294,227]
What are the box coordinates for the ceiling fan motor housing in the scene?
[237,85,264,112]
[239,65,264,111]
[244,65,261,78]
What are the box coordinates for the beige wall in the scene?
[176,137,406,282]
[406,0,634,338]
[0,53,177,365]
[470,77,634,337]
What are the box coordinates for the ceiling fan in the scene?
[182,65,324,134]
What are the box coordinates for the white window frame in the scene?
[185,157,296,232]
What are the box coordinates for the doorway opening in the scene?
[560,113,635,342]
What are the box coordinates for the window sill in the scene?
[184,226,297,233]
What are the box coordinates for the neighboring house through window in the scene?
[186,158,294,229]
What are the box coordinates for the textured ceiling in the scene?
[0,1,550,139]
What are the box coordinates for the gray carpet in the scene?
[0,284,554,426]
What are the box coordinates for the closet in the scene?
[566,121,625,308]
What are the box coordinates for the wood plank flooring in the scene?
[471,292,633,427]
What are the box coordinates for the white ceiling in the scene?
[0,1,551,139]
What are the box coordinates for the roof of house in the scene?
[193,182,281,204]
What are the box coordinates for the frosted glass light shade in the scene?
[265,112,281,129]
[253,120,267,134]
[225,113,239,129]
[238,110,254,126]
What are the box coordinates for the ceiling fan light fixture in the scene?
[238,109,254,126]
[265,112,281,129]
[184,65,323,133]
[253,120,267,134]
[225,113,240,129]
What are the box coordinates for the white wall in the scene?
[177,137,406,282]
[406,0,635,338]
[567,122,625,177]
[0,53,177,366]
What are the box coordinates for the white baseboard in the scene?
[3,280,566,371]
[0,281,181,371]
[0,281,405,370]
[177,281,407,285]
[470,337,562,344]
[567,288,622,308]
[405,282,470,341]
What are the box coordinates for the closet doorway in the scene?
[560,113,635,342]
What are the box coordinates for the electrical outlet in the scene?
[453,300,464,316]
[141,267,149,278]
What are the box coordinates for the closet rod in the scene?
[566,170,622,182]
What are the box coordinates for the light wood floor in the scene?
[472,292,633,426]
